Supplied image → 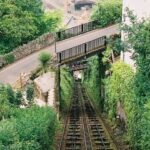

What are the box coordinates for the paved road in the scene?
[0,25,119,85]
[0,45,56,85]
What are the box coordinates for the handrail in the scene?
[56,20,99,41]
[57,36,106,63]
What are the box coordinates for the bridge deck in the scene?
[56,24,119,53]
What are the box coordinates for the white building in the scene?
[121,0,150,68]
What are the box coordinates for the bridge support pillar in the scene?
[55,65,61,120]
[98,53,106,112]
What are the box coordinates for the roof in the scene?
[75,0,95,5]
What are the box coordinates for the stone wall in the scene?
[0,33,55,68]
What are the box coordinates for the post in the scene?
[57,31,61,41]
[84,43,87,54]
[98,53,106,112]
[104,36,107,47]
[55,33,57,53]
[57,65,61,120]
[81,24,84,33]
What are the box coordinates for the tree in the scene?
[0,1,38,54]
[15,90,23,106]
[44,10,62,32]
[0,0,61,54]
[91,0,122,27]
[26,84,34,103]
[6,85,15,105]
[38,52,52,73]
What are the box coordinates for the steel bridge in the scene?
[55,21,119,65]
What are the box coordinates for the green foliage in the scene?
[38,52,52,73]
[6,85,16,105]
[102,46,112,64]
[60,67,74,113]
[121,9,150,149]
[15,90,23,106]
[0,0,61,54]
[0,119,20,149]
[140,102,150,149]
[0,84,11,120]
[83,56,101,108]
[44,10,62,32]
[0,84,23,108]
[4,53,15,64]
[26,84,34,102]
[91,0,122,27]
[104,61,134,120]
[0,106,58,150]
[102,36,121,64]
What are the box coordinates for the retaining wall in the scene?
[0,33,55,68]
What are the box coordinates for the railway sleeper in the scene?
[67,133,81,136]
[92,132,106,137]
[91,130,104,133]
[96,147,113,150]
[69,126,81,129]
[95,141,110,146]
[66,139,82,143]
[65,145,82,150]
[91,129,104,132]
[90,126,103,130]
[68,129,81,132]
[66,148,81,150]
[66,137,82,140]
[92,137,108,141]
[66,142,81,146]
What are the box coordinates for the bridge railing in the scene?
[56,20,99,41]
[57,36,106,64]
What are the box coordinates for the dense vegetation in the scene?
[0,0,61,54]
[121,9,150,149]
[84,6,150,150]
[0,84,58,150]
[91,0,122,27]
[104,61,135,130]
[60,67,74,114]
[83,56,101,108]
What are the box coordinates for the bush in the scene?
[4,53,15,64]
[38,52,52,73]
[0,106,58,150]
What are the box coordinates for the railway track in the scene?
[59,82,116,150]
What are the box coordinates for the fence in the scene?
[56,20,99,41]
[57,36,106,63]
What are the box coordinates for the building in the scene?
[74,0,95,10]
[121,0,150,68]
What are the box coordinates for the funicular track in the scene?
[59,82,116,150]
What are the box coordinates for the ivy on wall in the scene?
[60,66,74,114]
